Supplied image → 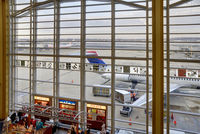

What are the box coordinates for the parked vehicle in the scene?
[120,105,132,117]
[115,90,131,103]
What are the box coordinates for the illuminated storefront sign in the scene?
[59,100,76,105]
[34,96,50,101]
[87,104,106,110]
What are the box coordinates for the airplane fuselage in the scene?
[102,73,200,89]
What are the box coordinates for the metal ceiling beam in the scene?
[14,0,194,17]
[170,0,193,8]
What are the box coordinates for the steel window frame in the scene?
[0,0,9,120]
[152,0,164,134]
[9,0,200,134]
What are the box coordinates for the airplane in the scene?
[47,42,78,49]
[15,42,78,51]
[85,51,200,106]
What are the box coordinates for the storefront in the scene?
[87,103,107,130]
[34,95,52,120]
[34,96,51,106]
[59,99,78,124]
[59,100,77,110]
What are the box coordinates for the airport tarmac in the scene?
[14,49,200,133]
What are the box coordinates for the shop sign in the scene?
[59,100,76,105]
[34,96,50,101]
[87,104,106,110]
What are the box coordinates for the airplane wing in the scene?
[102,79,110,85]
[132,93,152,106]
[132,83,184,107]
[164,83,183,93]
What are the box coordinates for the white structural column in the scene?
[29,0,33,108]
[53,0,60,111]
[55,0,60,109]
[32,0,37,106]
[145,0,149,133]
[152,0,164,134]
[166,0,170,133]
[10,0,16,111]
[80,0,86,130]
[111,0,115,133]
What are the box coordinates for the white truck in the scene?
[115,90,131,103]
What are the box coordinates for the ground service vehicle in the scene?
[93,85,111,97]
[120,105,133,117]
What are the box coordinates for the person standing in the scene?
[130,91,137,102]
[80,130,84,134]
[36,121,40,134]
[67,129,71,134]
[10,113,16,124]
[52,124,57,134]
[130,92,134,102]
[171,113,174,121]
[17,112,22,121]
[86,127,90,134]
[24,118,28,129]
[71,125,76,134]
[133,92,136,101]
[101,124,106,134]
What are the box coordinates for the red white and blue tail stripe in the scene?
[86,51,106,64]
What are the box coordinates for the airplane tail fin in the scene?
[86,51,106,64]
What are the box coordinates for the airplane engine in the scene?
[131,80,138,89]
[115,74,129,82]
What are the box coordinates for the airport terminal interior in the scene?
[0,0,200,134]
